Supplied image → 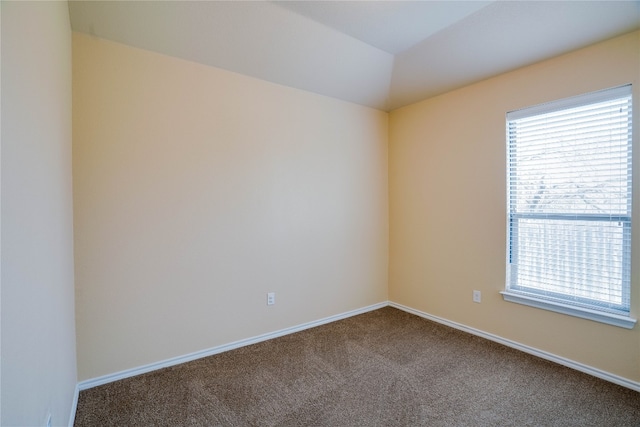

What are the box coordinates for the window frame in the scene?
[502,85,636,329]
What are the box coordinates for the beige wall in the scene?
[73,33,389,381]
[1,2,77,425]
[389,31,640,382]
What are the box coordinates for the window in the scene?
[503,85,635,329]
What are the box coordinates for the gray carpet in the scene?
[74,307,640,426]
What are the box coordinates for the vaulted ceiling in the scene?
[69,1,640,111]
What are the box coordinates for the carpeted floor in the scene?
[74,307,640,426]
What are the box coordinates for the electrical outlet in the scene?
[267,292,275,306]
[473,290,481,303]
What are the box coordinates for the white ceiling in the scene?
[274,1,492,54]
[68,1,640,111]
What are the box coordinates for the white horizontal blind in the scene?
[506,85,632,315]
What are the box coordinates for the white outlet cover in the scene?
[473,290,481,303]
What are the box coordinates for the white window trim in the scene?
[501,291,637,329]
[504,85,634,328]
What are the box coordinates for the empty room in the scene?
[2,1,640,426]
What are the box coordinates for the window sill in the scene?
[501,291,636,329]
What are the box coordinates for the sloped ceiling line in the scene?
[68,1,640,111]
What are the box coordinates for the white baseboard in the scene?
[388,301,640,392]
[77,302,387,391]
[74,299,639,410]
[68,383,80,427]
